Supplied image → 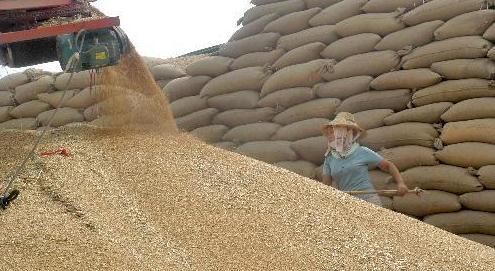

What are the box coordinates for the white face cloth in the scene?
[327,126,360,158]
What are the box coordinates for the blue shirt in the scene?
[322,146,383,192]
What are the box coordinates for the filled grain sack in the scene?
[484,23,495,42]
[223,122,281,143]
[430,59,495,80]
[359,123,439,150]
[37,108,84,127]
[393,190,461,217]
[441,119,495,145]
[201,67,270,97]
[230,49,286,70]
[54,71,89,91]
[460,191,495,212]
[336,89,411,114]
[251,0,286,5]
[273,42,326,70]
[370,69,442,90]
[212,107,276,127]
[275,160,317,178]
[291,136,327,164]
[63,86,106,109]
[0,106,13,123]
[175,108,219,132]
[304,0,342,8]
[488,46,495,61]
[230,13,280,41]
[186,57,233,77]
[378,146,439,171]
[379,196,393,209]
[271,118,328,141]
[156,80,173,90]
[478,165,495,189]
[263,8,321,35]
[309,0,368,26]
[37,89,79,108]
[354,109,393,130]
[362,0,423,13]
[322,51,400,81]
[15,75,54,104]
[461,234,495,248]
[258,87,315,109]
[276,25,340,51]
[171,96,208,118]
[320,33,381,61]
[242,0,306,25]
[236,141,298,163]
[374,20,444,51]
[383,102,452,125]
[400,36,492,69]
[190,125,229,143]
[10,100,52,119]
[401,0,488,26]
[219,33,281,58]
[261,59,335,96]
[435,142,495,169]
[207,90,259,111]
[214,141,238,151]
[0,72,29,91]
[273,98,341,125]
[0,91,15,107]
[335,11,406,37]
[164,76,211,102]
[433,10,495,41]
[424,210,495,235]
[315,76,372,100]
[413,79,495,106]
[369,170,395,191]
[401,165,483,194]
[150,64,186,81]
[0,118,37,130]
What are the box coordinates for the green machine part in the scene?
[56,26,129,72]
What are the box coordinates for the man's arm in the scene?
[378,159,409,196]
[322,175,333,187]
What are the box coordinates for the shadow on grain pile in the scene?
[1,125,495,270]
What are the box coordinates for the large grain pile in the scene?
[1,125,495,270]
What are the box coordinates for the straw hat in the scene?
[321,112,364,137]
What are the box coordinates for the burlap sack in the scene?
[214,141,238,151]
[223,122,281,143]
[258,87,315,109]
[236,141,298,163]
[242,0,306,25]
[315,76,372,100]
[201,67,270,97]
[264,8,321,35]
[273,42,326,70]
[277,25,340,51]
[380,196,393,209]
[190,125,229,143]
[208,90,260,111]
[212,107,276,127]
[337,89,411,114]
[309,0,368,26]
[0,106,13,123]
[54,71,89,90]
[159,79,177,89]
[362,0,423,13]
[322,51,400,81]
[488,46,495,61]
[478,165,495,189]
[441,119,495,145]
[484,22,495,42]
[335,11,406,37]
[435,142,495,169]
[379,145,439,171]
[63,85,112,109]
[369,170,395,192]
[220,33,281,58]
[10,100,52,119]
[460,191,495,212]
[413,79,495,106]
[37,89,79,108]
[354,109,394,130]
[37,108,84,127]
[320,33,381,61]
[291,136,327,164]
[142,56,168,70]
[434,10,495,41]
[424,210,495,235]
[150,64,186,81]
[0,72,29,91]
[188,58,233,78]
[0,91,15,107]
[0,118,38,130]
[262,59,335,96]
[370,69,442,90]
[393,190,461,217]
[400,36,492,70]
[272,118,328,141]
[304,0,342,8]
[375,20,444,51]
[461,234,495,248]
[230,49,285,70]
[171,96,208,118]
[383,102,452,125]
[431,59,495,80]
[164,76,211,102]
[359,123,439,150]
[175,108,219,132]
[401,165,483,194]
[401,0,487,26]
[441,98,495,122]
[230,13,280,41]
[15,75,55,104]
[252,0,286,5]
[273,98,341,125]
[275,160,317,178]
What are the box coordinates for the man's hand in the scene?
[397,183,409,196]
